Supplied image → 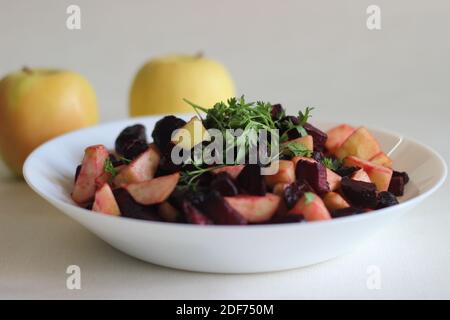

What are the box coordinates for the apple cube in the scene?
[322,192,350,211]
[351,168,372,183]
[282,135,313,152]
[335,127,381,160]
[272,182,290,197]
[264,160,296,188]
[344,156,393,191]
[370,152,393,168]
[114,144,160,186]
[92,183,121,216]
[124,172,180,205]
[157,201,179,222]
[212,165,244,179]
[72,145,109,204]
[288,192,331,221]
[171,116,210,150]
[224,193,281,223]
[325,124,355,154]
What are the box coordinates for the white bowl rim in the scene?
[23,115,448,231]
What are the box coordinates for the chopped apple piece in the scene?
[322,192,350,211]
[158,201,179,222]
[272,182,289,197]
[124,172,180,205]
[335,127,381,160]
[224,193,281,223]
[325,124,355,154]
[351,168,372,183]
[212,165,244,179]
[264,160,296,188]
[92,183,121,216]
[282,135,313,152]
[370,152,393,168]
[327,169,341,191]
[113,144,160,186]
[171,116,210,150]
[344,156,393,191]
[288,192,331,221]
[72,145,109,204]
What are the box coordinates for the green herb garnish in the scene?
[104,157,118,177]
[304,192,315,204]
[282,141,312,158]
[119,156,132,164]
[321,157,341,171]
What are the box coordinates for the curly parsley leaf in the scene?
[321,157,341,171]
[282,141,312,158]
[104,157,118,177]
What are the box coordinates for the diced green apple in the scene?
[212,165,244,179]
[171,116,210,150]
[92,183,121,216]
[344,156,393,191]
[124,172,180,205]
[322,192,350,211]
[72,145,109,204]
[224,193,281,223]
[335,127,381,160]
[114,144,160,186]
[370,151,393,168]
[288,192,331,221]
[325,124,355,154]
[264,160,296,188]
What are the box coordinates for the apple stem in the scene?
[22,66,33,74]
[195,51,204,59]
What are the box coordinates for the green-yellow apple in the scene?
[129,54,235,115]
[0,67,99,176]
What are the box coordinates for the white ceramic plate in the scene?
[23,116,447,273]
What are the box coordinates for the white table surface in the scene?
[0,0,449,299]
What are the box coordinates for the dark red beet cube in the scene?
[388,176,405,196]
[182,201,212,225]
[376,191,399,209]
[211,172,239,197]
[334,166,360,177]
[393,171,410,184]
[115,124,148,159]
[113,188,161,221]
[331,207,365,218]
[237,164,267,196]
[295,160,330,194]
[303,123,327,152]
[340,177,378,209]
[201,191,247,225]
[151,116,186,152]
[271,104,285,120]
[283,181,312,209]
[269,214,305,224]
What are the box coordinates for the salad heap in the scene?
[71,97,409,225]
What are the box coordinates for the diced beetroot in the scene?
[212,165,245,179]
[303,123,327,152]
[295,159,330,194]
[388,176,405,196]
[211,172,239,197]
[393,171,410,184]
[334,166,360,177]
[283,181,312,209]
[201,191,247,225]
[74,164,81,182]
[340,176,377,209]
[182,201,213,225]
[270,103,285,120]
[237,164,267,196]
[115,124,148,160]
[113,188,161,221]
[376,191,399,209]
[331,207,365,218]
[269,214,305,224]
[151,116,187,152]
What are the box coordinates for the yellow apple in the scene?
[0,67,99,176]
[129,54,235,116]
